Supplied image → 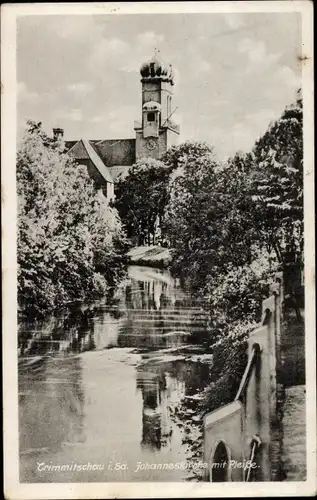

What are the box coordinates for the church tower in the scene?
[134,51,180,160]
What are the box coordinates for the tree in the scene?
[163,143,260,294]
[113,157,171,246]
[159,100,304,417]
[160,140,217,171]
[251,93,304,315]
[252,93,303,265]
[113,142,218,248]
[17,120,127,318]
[163,95,303,319]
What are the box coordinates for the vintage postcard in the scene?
[2,1,315,498]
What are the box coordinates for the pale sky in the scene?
[17,12,302,160]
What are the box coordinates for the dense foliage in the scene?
[252,93,303,265]
[164,148,259,292]
[164,96,303,316]
[113,157,172,246]
[161,97,303,413]
[17,121,128,318]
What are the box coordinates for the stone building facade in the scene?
[204,272,306,482]
[54,52,180,201]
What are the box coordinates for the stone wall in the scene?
[281,385,306,480]
[142,80,174,124]
[280,313,305,387]
[135,130,166,160]
[204,401,245,482]
[135,128,179,161]
[203,274,306,482]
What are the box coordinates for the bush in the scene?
[201,321,255,415]
[17,121,127,318]
[207,252,278,329]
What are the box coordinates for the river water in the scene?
[18,265,213,482]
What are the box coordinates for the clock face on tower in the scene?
[146,138,157,150]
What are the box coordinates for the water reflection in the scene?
[19,356,85,456]
[19,307,97,357]
[19,267,209,357]
[125,280,175,311]
[19,266,211,482]
[137,370,172,450]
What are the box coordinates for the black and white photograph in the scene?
[2,1,315,498]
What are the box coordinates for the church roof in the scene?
[82,139,114,184]
[68,139,114,184]
[65,137,136,184]
[67,139,90,160]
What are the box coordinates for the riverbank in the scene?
[19,264,212,482]
[127,245,171,268]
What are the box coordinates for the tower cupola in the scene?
[140,53,174,85]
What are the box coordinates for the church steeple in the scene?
[134,51,180,160]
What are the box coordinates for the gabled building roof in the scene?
[66,138,134,185]
[68,139,114,184]
[82,139,114,184]
[67,139,90,160]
